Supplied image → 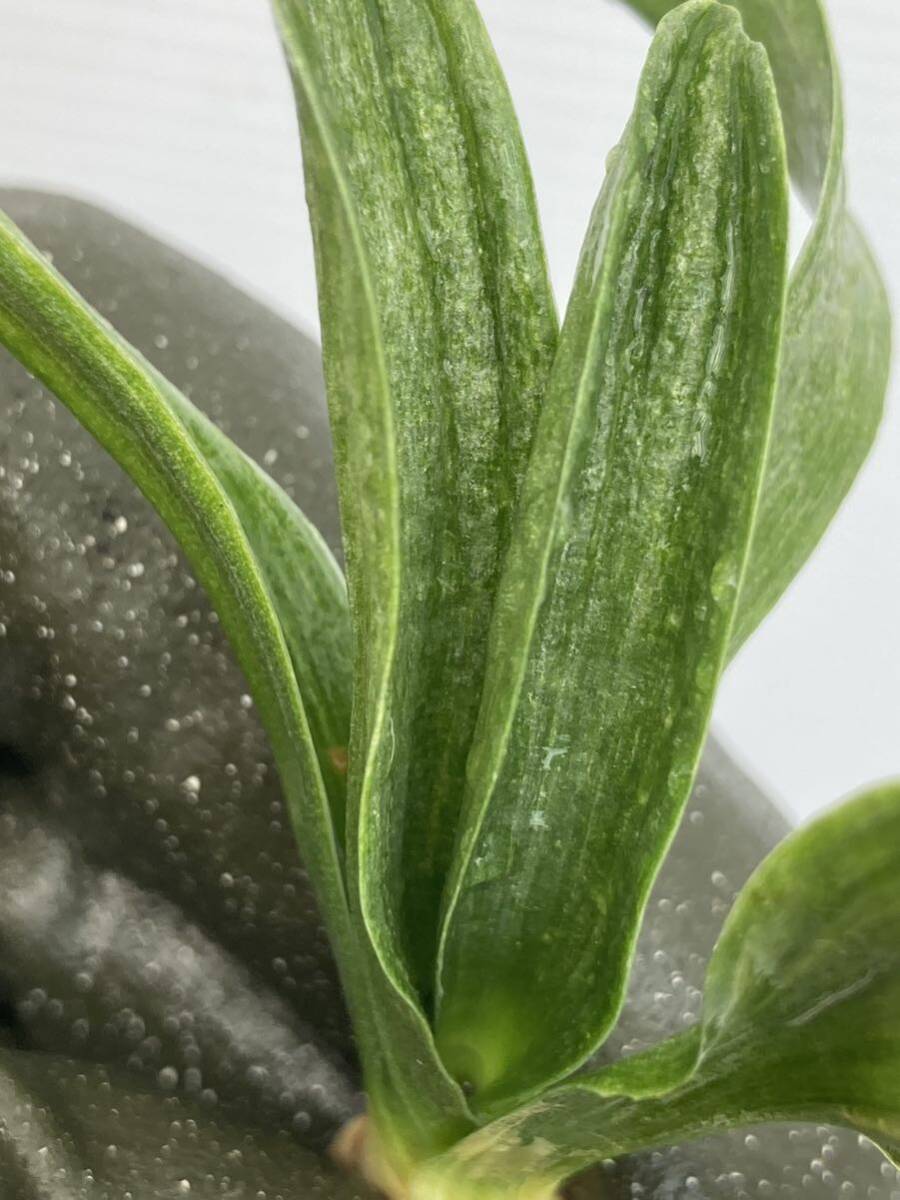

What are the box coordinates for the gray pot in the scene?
[0,191,893,1200]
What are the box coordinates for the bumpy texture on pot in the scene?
[0,191,894,1200]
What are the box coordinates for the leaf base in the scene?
[331,1113,563,1200]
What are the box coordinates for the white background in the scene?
[1,0,897,823]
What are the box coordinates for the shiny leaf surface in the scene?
[159,377,352,836]
[0,207,359,1041]
[416,783,900,1198]
[272,0,557,996]
[0,195,370,1191]
[435,0,788,1113]
[622,0,891,653]
[271,0,557,1160]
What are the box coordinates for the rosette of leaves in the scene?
[0,0,895,1197]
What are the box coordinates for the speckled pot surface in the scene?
[0,190,894,1200]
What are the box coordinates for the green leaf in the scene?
[0,207,358,1053]
[415,783,900,1198]
[269,8,468,1160]
[620,0,891,653]
[271,0,557,995]
[0,200,455,1172]
[435,0,789,1113]
[0,186,358,1061]
[694,781,900,1161]
[157,375,352,837]
[625,0,678,21]
[271,0,557,1164]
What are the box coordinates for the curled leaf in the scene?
[621,0,892,652]
[417,783,900,1197]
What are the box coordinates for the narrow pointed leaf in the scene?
[271,0,558,1002]
[0,205,352,841]
[158,377,352,834]
[0,206,359,1043]
[269,14,470,1157]
[416,784,900,1198]
[271,0,558,1162]
[0,204,445,1168]
[621,0,891,652]
[435,0,788,1112]
[695,780,900,1160]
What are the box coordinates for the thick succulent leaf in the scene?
[159,376,352,835]
[622,0,891,653]
[0,209,358,1030]
[435,0,788,1113]
[695,780,900,1159]
[0,218,351,833]
[271,0,558,1161]
[268,4,465,1162]
[271,0,557,1003]
[0,188,361,1059]
[415,784,900,1198]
